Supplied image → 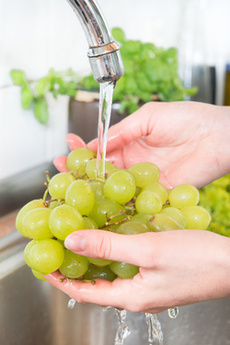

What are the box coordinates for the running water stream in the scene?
[145,313,164,345]
[96,81,115,177]
[114,309,130,345]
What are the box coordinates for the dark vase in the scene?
[68,93,128,143]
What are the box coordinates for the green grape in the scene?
[31,268,46,281]
[48,172,75,199]
[87,257,113,267]
[22,207,53,240]
[168,184,199,209]
[85,158,116,179]
[83,216,98,229]
[88,180,105,201]
[24,239,65,274]
[103,170,136,204]
[59,249,88,278]
[49,204,84,240]
[84,264,117,281]
[130,213,153,225]
[181,206,211,230]
[88,198,126,228]
[65,179,95,215]
[135,190,163,214]
[116,221,150,234]
[24,240,37,268]
[66,148,96,176]
[106,168,122,178]
[110,261,139,279]
[16,199,45,236]
[128,162,160,188]
[143,182,168,204]
[148,213,185,232]
[161,207,187,228]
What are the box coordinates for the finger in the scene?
[45,270,139,311]
[65,230,157,267]
[104,103,157,153]
[53,156,68,172]
[66,133,86,151]
[87,138,98,152]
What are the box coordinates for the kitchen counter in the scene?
[0,161,58,238]
[0,210,18,238]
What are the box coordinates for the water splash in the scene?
[168,307,179,319]
[114,309,131,345]
[67,298,76,309]
[145,313,163,345]
[97,81,115,177]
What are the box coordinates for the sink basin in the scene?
[0,230,230,345]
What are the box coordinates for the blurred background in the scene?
[0,0,230,182]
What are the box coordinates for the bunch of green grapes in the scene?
[16,148,212,283]
[199,174,230,237]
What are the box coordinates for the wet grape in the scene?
[16,149,212,283]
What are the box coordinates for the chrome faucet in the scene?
[66,0,124,84]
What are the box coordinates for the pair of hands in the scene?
[46,101,230,313]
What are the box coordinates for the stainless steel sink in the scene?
[0,230,230,345]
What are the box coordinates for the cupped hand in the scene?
[88,101,227,188]
[45,229,230,314]
[54,101,229,188]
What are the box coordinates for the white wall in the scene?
[0,0,230,181]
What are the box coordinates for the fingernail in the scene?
[65,233,86,252]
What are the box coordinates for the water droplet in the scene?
[67,298,76,309]
[114,309,130,345]
[145,313,163,345]
[168,307,179,319]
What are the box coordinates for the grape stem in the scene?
[42,171,51,202]
[44,198,65,207]
[42,187,49,203]
[103,211,131,230]
[59,276,96,285]
[124,203,136,215]
[45,171,50,183]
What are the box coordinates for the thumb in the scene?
[64,230,154,267]
[88,103,156,153]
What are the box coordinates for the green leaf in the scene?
[112,27,125,43]
[35,76,51,97]
[34,96,49,124]
[10,69,27,86]
[79,74,99,91]
[21,85,34,109]
[184,86,198,96]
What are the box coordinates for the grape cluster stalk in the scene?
[16,147,212,283]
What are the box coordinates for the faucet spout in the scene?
[66,0,124,83]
